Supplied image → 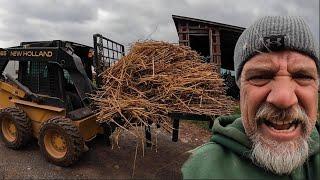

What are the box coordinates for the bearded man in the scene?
[182,16,320,179]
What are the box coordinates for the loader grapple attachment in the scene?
[93,34,125,87]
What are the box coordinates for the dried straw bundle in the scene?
[92,41,236,131]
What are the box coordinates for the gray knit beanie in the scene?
[234,16,319,83]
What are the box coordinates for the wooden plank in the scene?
[188,33,209,36]
[188,29,208,34]
[169,112,215,121]
[209,29,213,63]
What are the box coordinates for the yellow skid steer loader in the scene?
[0,34,124,166]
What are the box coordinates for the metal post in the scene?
[145,123,152,147]
[172,118,180,142]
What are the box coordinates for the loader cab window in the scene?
[63,69,74,86]
[3,61,19,80]
[18,60,61,98]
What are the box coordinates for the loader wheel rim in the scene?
[1,118,17,142]
[44,129,67,159]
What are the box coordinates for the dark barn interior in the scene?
[172,15,244,99]
[189,35,210,58]
[220,30,242,71]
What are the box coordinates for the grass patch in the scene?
[188,106,241,130]
[233,106,241,115]
[188,120,212,130]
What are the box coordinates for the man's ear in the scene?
[236,77,241,88]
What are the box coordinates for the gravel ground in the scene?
[0,123,211,179]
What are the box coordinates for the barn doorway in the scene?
[189,35,210,61]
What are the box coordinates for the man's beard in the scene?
[249,103,311,175]
[251,132,309,175]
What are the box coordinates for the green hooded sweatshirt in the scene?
[182,115,320,179]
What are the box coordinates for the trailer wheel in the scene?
[0,107,32,149]
[39,116,84,166]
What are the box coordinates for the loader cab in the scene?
[0,41,94,112]
[20,40,95,81]
[0,35,124,116]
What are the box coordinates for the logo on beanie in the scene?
[263,35,285,51]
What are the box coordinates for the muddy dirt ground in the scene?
[0,121,211,179]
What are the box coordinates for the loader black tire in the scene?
[0,107,32,149]
[39,116,84,167]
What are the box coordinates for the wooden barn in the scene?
[172,15,245,99]
[172,15,244,73]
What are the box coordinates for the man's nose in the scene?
[266,78,298,109]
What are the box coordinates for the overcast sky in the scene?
[0,0,318,50]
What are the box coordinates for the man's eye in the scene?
[292,74,314,80]
[247,75,272,86]
[292,74,315,85]
[248,75,273,81]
